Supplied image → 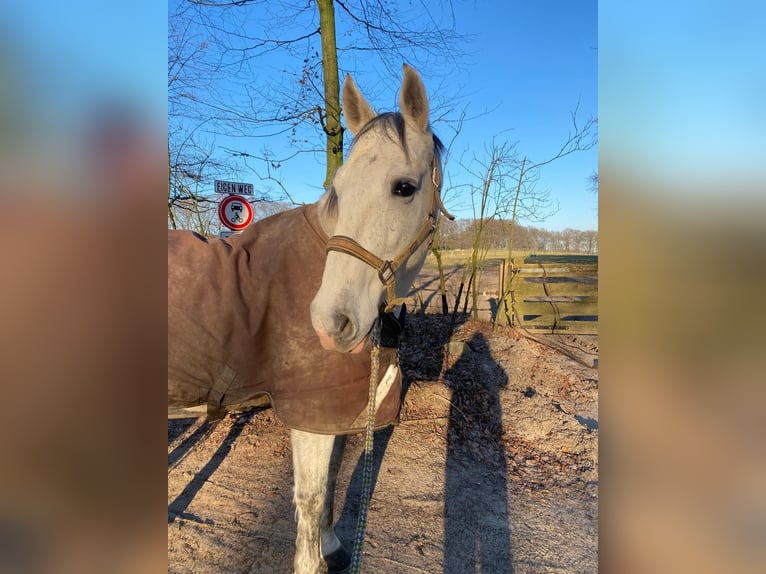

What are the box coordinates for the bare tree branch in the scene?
[169,0,467,233]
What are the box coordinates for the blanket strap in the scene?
[207,365,238,421]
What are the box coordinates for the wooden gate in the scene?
[500,255,598,334]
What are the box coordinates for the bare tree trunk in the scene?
[449,281,464,331]
[430,226,450,314]
[468,238,480,319]
[499,157,526,326]
[467,149,499,319]
[462,273,474,315]
[428,110,464,316]
[317,0,343,188]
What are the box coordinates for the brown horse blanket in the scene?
[168,204,402,434]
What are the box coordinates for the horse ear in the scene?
[343,74,376,136]
[399,64,429,132]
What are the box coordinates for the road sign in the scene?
[215,180,254,195]
[218,194,254,231]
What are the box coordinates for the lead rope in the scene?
[349,317,382,574]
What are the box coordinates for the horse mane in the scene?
[320,112,444,224]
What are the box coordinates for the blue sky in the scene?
[442,1,598,229]
[8,1,763,229]
[600,1,766,194]
[6,1,166,130]
[7,1,597,230]
[168,0,598,231]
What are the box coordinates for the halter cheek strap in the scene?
[325,157,454,312]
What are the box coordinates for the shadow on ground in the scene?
[443,331,513,573]
[337,313,514,572]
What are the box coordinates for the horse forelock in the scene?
[353,112,408,156]
[351,112,442,162]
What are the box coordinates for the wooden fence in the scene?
[500,254,598,334]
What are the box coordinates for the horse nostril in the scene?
[335,313,355,341]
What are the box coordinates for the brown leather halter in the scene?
[325,157,454,312]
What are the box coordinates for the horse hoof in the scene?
[324,546,351,573]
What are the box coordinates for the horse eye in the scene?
[392,181,417,198]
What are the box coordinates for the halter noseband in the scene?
[325,157,454,313]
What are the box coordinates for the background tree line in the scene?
[172,196,597,255]
[439,217,597,253]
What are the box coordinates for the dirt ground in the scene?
[168,313,598,573]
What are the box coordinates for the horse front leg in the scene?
[291,429,341,574]
[321,435,350,572]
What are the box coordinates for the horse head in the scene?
[311,64,452,353]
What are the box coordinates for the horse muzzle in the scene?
[310,303,370,354]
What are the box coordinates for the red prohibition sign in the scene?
[218,194,254,231]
